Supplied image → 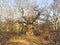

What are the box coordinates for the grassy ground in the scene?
[0,31,60,45]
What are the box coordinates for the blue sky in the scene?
[31,0,54,4]
[32,0,54,8]
[0,0,54,8]
[0,0,54,19]
[15,0,54,8]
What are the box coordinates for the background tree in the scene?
[49,1,60,30]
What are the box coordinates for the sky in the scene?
[0,0,54,20]
[31,0,54,5]
[0,0,54,8]
[33,0,54,8]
